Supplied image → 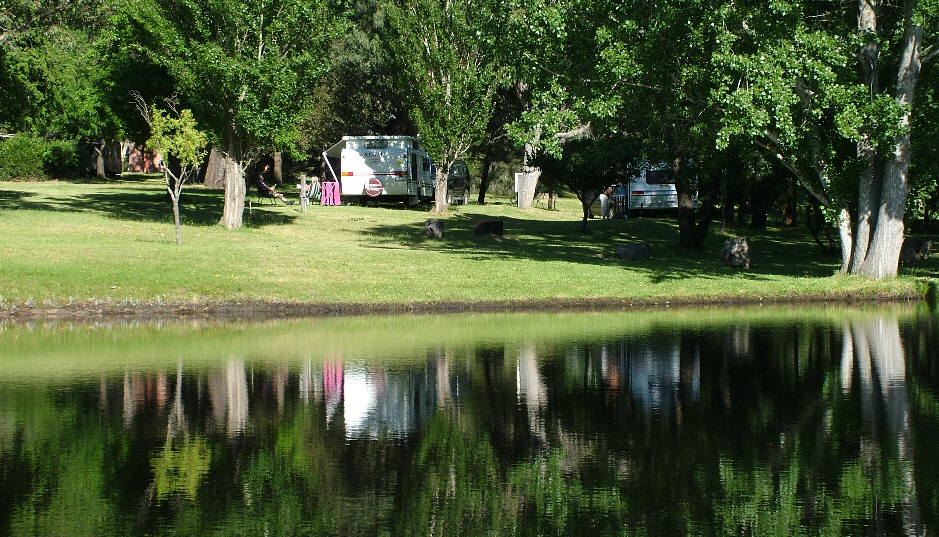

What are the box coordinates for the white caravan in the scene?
[323,136,436,205]
[626,168,679,211]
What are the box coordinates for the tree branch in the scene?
[554,123,592,142]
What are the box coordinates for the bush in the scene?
[0,134,46,180]
[0,135,82,179]
[43,139,81,177]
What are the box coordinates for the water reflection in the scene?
[0,307,937,536]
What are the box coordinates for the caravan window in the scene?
[645,170,674,185]
[364,139,388,149]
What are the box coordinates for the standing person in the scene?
[600,185,613,218]
[256,164,294,205]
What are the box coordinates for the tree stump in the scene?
[721,236,752,268]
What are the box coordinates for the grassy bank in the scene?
[0,175,935,315]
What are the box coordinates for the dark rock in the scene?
[424,218,444,239]
[473,220,504,236]
[900,237,933,267]
[721,237,752,268]
[614,242,652,260]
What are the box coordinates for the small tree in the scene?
[134,93,207,245]
[535,135,628,232]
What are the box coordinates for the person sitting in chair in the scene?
[257,164,295,205]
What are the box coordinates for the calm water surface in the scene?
[1,306,938,536]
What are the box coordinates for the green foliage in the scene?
[0,18,119,140]
[116,0,344,159]
[383,0,505,166]
[41,138,81,177]
[0,134,45,179]
[152,436,211,501]
[535,135,631,204]
[0,135,81,180]
[146,106,206,169]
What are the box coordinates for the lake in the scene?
[1,305,937,536]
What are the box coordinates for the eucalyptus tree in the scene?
[499,0,625,208]
[381,0,505,212]
[0,0,98,47]
[715,0,938,277]
[115,0,343,229]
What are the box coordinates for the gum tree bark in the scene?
[856,3,922,278]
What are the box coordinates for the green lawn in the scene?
[0,175,935,311]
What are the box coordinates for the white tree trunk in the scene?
[434,163,449,213]
[517,169,539,208]
[838,205,853,274]
[273,152,283,185]
[517,138,540,209]
[857,11,921,278]
[849,159,875,274]
[95,141,106,178]
[219,155,245,230]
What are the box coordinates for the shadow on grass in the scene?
[0,182,298,227]
[361,209,845,283]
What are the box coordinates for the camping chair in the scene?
[256,182,277,205]
[300,180,322,202]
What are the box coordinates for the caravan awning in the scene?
[323,138,348,159]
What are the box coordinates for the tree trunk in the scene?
[720,171,728,234]
[838,205,853,274]
[219,153,245,230]
[477,150,491,205]
[855,6,921,278]
[434,162,449,213]
[109,140,124,175]
[273,152,283,185]
[675,159,700,249]
[171,193,183,245]
[517,169,539,208]
[580,198,590,232]
[517,138,540,209]
[204,148,227,188]
[95,140,106,178]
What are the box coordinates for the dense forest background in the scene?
[1,0,937,276]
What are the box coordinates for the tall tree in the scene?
[1,0,120,178]
[115,0,342,229]
[382,0,505,213]
[501,0,625,208]
[299,0,408,153]
[716,0,938,278]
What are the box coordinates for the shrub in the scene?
[0,134,46,180]
[43,139,81,177]
[0,135,82,179]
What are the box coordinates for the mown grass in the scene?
[0,175,935,309]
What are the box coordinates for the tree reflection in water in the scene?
[0,310,937,535]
